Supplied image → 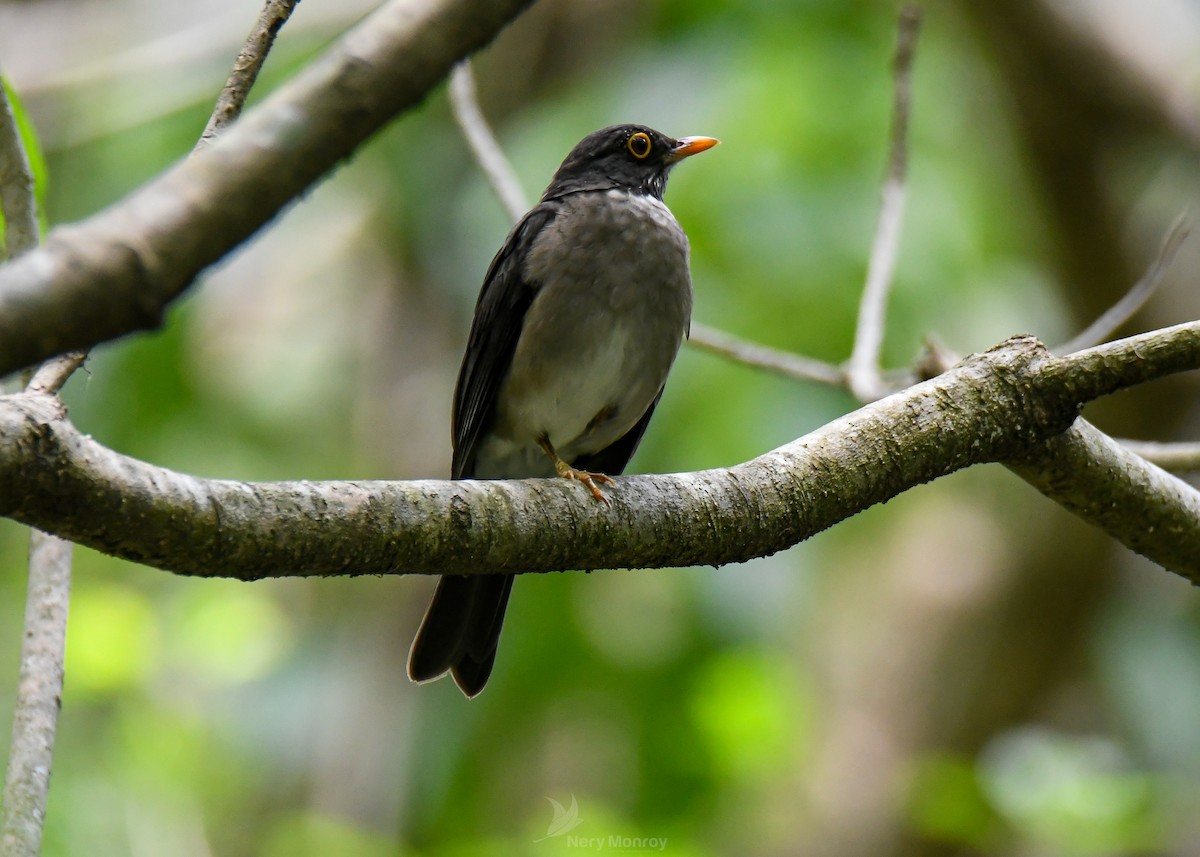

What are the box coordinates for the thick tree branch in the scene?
[1042,320,1200,397]
[1010,420,1200,571]
[2,329,1198,580]
[0,0,532,378]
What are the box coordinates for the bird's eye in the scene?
[626,132,652,159]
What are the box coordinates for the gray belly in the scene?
[473,190,692,479]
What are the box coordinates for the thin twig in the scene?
[0,64,68,857]
[846,3,923,402]
[1054,213,1191,354]
[26,352,87,396]
[0,80,39,259]
[689,323,845,386]
[448,60,527,222]
[198,0,302,147]
[0,533,71,857]
[1119,440,1200,473]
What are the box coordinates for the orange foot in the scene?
[538,436,614,505]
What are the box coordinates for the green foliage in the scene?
[261,814,399,857]
[909,754,1000,848]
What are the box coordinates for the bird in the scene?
[407,124,718,697]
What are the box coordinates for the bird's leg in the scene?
[537,435,614,505]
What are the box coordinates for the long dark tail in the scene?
[407,574,514,698]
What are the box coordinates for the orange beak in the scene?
[667,135,720,162]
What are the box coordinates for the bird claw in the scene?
[554,462,614,505]
[538,435,615,505]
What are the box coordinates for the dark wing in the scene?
[451,202,559,479]
[570,388,665,475]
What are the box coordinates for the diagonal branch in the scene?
[1053,213,1190,354]
[199,0,301,146]
[448,60,527,223]
[0,0,533,378]
[1010,419,1200,572]
[0,81,38,259]
[2,327,1198,581]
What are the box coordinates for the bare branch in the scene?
[846,3,923,402]
[0,0,534,378]
[24,3,297,401]
[1119,439,1200,473]
[3,327,1198,581]
[1054,213,1191,354]
[688,322,845,387]
[16,1,292,398]
[3,4,371,844]
[0,533,71,857]
[25,353,86,396]
[1044,319,1200,398]
[0,61,73,857]
[0,80,38,259]
[1009,420,1200,571]
[448,60,527,223]
[199,0,301,146]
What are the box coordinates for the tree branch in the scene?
[846,3,922,401]
[448,60,527,223]
[1010,420,1200,571]
[688,322,846,387]
[0,80,38,259]
[1053,212,1190,354]
[0,62,68,857]
[1119,440,1200,472]
[198,0,301,146]
[0,0,533,378]
[0,533,70,857]
[2,328,1198,580]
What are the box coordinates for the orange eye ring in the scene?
[626,132,652,159]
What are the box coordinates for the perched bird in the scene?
[407,124,718,697]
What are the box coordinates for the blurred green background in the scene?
[2,0,1200,854]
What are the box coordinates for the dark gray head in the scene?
[540,124,718,202]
